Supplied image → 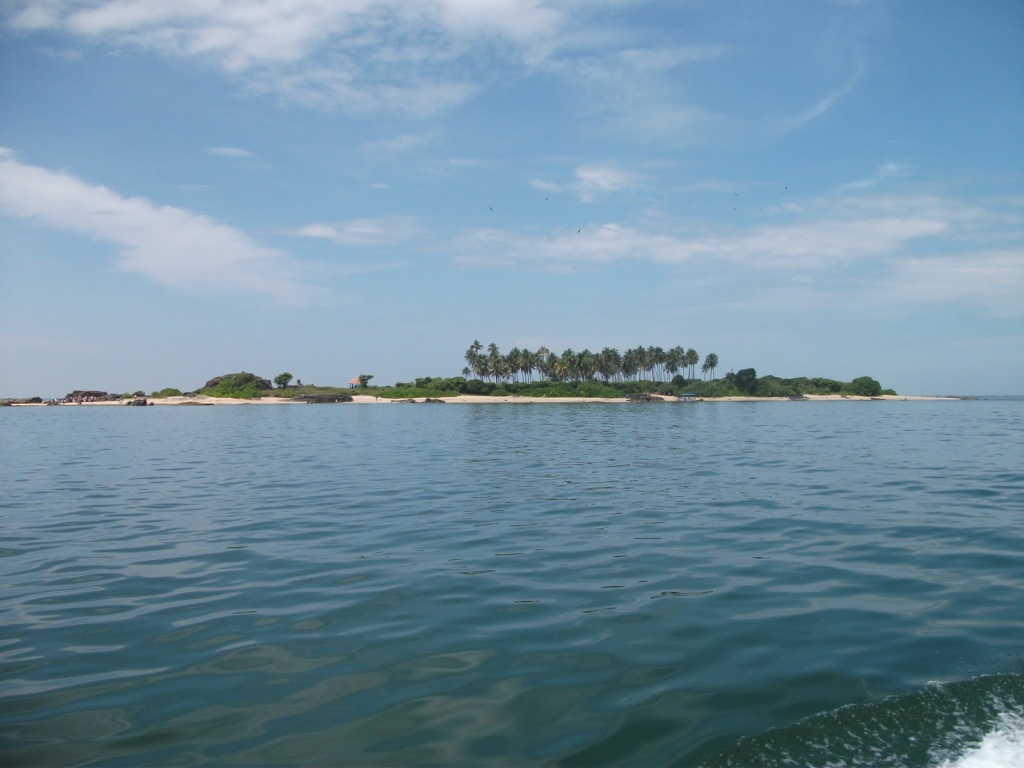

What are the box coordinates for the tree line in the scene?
[463,341,719,384]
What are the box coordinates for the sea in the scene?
[1,397,1022,767]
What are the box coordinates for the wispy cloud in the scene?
[454,191,1024,315]
[554,44,724,142]
[780,63,865,131]
[205,146,255,159]
[0,148,313,304]
[572,163,639,202]
[293,216,425,246]
[3,2,728,133]
[456,223,682,272]
[836,161,908,193]
[457,211,901,271]
[360,133,433,155]
[531,162,640,202]
[4,0,567,115]
[881,250,1024,317]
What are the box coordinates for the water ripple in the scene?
[1,400,1022,765]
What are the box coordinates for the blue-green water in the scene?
[1,399,1022,767]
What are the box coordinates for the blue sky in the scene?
[1,0,1022,397]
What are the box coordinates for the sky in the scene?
[1,0,1022,398]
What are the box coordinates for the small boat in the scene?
[677,393,702,402]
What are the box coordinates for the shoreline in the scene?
[6,393,961,407]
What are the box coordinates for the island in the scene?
[1,342,964,405]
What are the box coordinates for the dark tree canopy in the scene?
[846,376,882,397]
[734,368,758,395]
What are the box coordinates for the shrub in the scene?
[460,379,492,395]
[733,368,758,395]
[151,388,182,398]
[754,376,799,397]
[200,372,273,399]
[844,376,882,397]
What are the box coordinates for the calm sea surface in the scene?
[2,398,1023,767]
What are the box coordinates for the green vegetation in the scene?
[462,340,716,384]
[733,368,758,395]
[158,352,893,403]
[199,372,274,399]
[844,376,883,397]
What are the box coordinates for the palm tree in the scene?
[645,346,657,381]
[536,346,556,381]
[466,339,482,368]
[622,347,641,381]
[577,349,598,381]
[465,341,485,381]
[517,348,537,383]
[702,353,719,381]
[685,348,699,380]
[558,348,577,382]
[506,347,522,383]
[666,346,684,380]
[638,347,655,381]
[487,343,505,383]
[598,347,621,382]
[461,340,713,387]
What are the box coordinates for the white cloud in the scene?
[529,178,562,194]
[3,2,727,129]
[7,1,61,30]
[434,0,563,64]
[205,146,254,159]
[780,63,865,131]
[360,133,433,155]
[265,67,478,116]
[572,162,638,202]
[530,162,640,202]
[881,250,1024,317]
[4,0,568,114]
[0,148,312,303]
[836,161,908,193]
[456,223,685,272]
[554,44,723,142]
[453,191,1024,315]
[293,216,424,245]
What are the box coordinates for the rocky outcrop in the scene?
[65,390,110,401]
[293,394,354,404]
[124,398,150,406]
[626,393,664,402]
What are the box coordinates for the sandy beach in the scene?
[7,393,956,406]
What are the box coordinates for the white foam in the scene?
[937,712,1024,768]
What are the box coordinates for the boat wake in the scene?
[699,673,1024,768]
[939,710,1024,768]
